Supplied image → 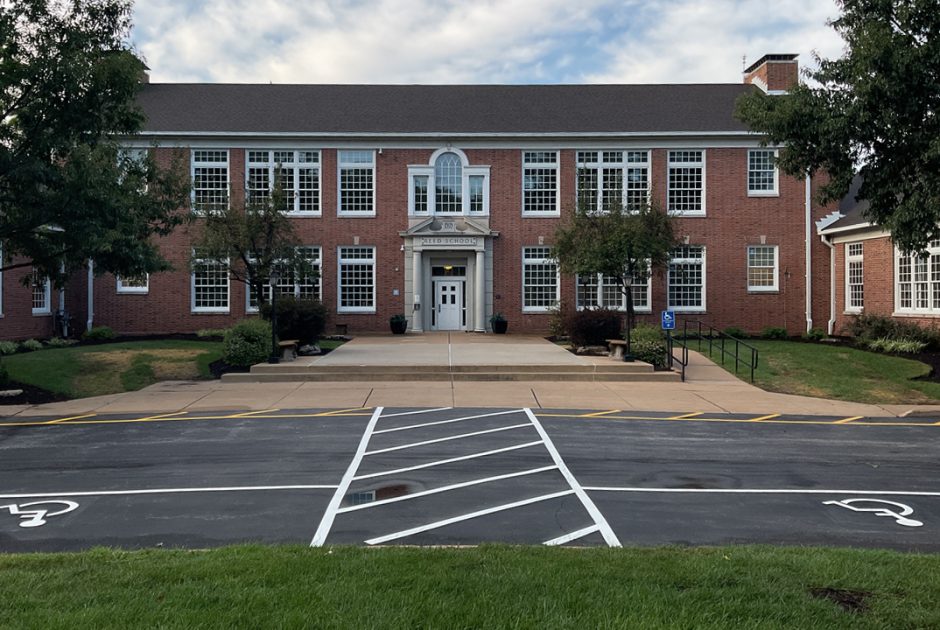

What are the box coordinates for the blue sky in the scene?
[131,0,846,84]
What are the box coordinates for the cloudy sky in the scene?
[131,0,846,85]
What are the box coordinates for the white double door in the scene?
[433,280,464,330]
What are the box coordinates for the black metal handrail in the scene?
[666,332,688,382]
[679,320,759,383]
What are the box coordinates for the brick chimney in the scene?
[744,54,798,93]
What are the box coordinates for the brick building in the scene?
[1,53,842,340]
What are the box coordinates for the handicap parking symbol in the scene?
[1,500,79,528]
[823,498,923,527]
[661,310,676,330]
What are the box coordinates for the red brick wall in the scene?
[744,61,798,92]
[0,262,55,341]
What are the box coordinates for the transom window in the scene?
[522,246,559,312]
[523,151,559,215]
[192,150,229,214]
[896,241,940,313]
[338,246,376,313]
[117,275,149,294]
[668,150,705,215]
[247,247,322,312]
[408,149,490,216]
[748,149,778,195]
[576,150,650,213]
[576,270,651,312]
[668,245,706,311]
[338,150,375,216]
[747,245,779,292]
[191,253,230,313]
[847,242,864,312]
[247,150,320,215]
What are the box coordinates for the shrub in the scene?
[260,297,327,345]
[45,337,77,348]
[565,308,622,347]
[0,361,8,387]
[223,318,272,367]
[0,341,17,356]
[630,323,668,369]
[546,301,569,339]
[802,327,826,341]
[83,326,116,341]
[865,337,927,354]
[196,328,227,340]
[20,339,43,352]
[761,326,788,340]
[723,326,747,339]
[845,313,940,349]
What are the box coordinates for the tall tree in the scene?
[0,0,189,282]
[552,201,678,332]
[736,0,940,253]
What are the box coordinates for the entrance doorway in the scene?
[433,280,464,330]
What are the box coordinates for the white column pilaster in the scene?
[411,250,423,332]
[475,249,486,332]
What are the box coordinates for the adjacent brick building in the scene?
[2,53,847,340]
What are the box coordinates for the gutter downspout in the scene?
[805,174,813,332]
[820,235,836,335]
[86,260,94,332]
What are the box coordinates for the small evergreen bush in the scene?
[45,337,77,348]
[846,313,940,350]
[865,337,927,354]
[565,308,622,347]
[83,326,116,341]
[222,318,272,367]
[196,328,227,340]
[802,327,826,341]
[260,297,327,345]
[20,339,43,351]
[761,326,788,340]
[723,326,747,339]
[0,341,18,355]
[631,323,668,369]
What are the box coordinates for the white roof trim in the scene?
[818,221,875,235]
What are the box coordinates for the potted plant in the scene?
[390,313,408,334]
[490,312,508,334]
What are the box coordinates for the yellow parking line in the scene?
[42,413,97,425]
[536,412,936,428]
[230,409,280,418]
[581,409,621,417]
[669,412,704,420]
[134,411,189,422]
[316,407,367,416]
[834,416,864,424]
[749,414,780,422]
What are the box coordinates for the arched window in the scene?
[435,152,462,214]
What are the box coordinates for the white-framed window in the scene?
[846,242,864,313]
[895,240,940,313]
[117,274,149,294]
[246,150,320,216]
[338,246,375,313]
[576,270,651,313]
[522,151,560,215]
[747,149,778,196]
[31,270,51,315]
[667,150,705,215]
[746,245,779,292]
[247,247,322,312]
[408,148,490,216]
[338,150,375,216]
[668,245,706,311]
[576,150,650,213]
[522,246,559,312]
[191,254,230,313]
[192,150,229,214]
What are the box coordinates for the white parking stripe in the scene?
[364,490,576,545]
[351,441,546,481]
[338,465,559,514]
[363,423,533,456]
[524,408,622,548]
[310,406,384,547]
[0,485,338,499]
[372,409,524,435]
[381,407,454,419]
[584,487,940,496]
[543,524,601,546]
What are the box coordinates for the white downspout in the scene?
[805,174,813,332]
[820,235,836,335]
[86,260,94,332]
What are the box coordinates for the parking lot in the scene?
[1,406,939,551]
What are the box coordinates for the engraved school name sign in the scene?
[420,236,478,247]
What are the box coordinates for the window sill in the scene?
[284,212,322,218]
[31,311,52,317]
[747,191,779,198]
[747,289,779,294]
[670,212,706,218]
[669,308,706,313]
[337,213,377,218]
[191,309,231,315]
[117,290,149,295]
[522,212,561,218]
[892,311,940,318]
[337,309,376,314]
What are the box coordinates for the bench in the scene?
[278,339,300,362]
[606,339,627,360]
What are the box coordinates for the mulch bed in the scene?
[0,381,70,406]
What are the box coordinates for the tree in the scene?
[190,172,315,310]
[552,201,678,335]
[736,0,940,253]
[0,0,189,282]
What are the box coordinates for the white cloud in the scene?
[131,0,847,84]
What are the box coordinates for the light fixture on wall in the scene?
[443,265,453,271]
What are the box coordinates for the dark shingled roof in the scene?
[825,176,872,232]
[136,83,757,135]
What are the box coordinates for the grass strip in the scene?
[1,545,938,629]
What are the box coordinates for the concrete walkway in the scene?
[3,333,939,418]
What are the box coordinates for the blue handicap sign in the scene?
[661,310,676,330]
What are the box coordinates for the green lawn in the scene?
[1,545,937,629]
[1,340,222,399]
[695,339,940,404]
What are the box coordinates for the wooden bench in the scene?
[278,339,300,362]
[606,339,627,360]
